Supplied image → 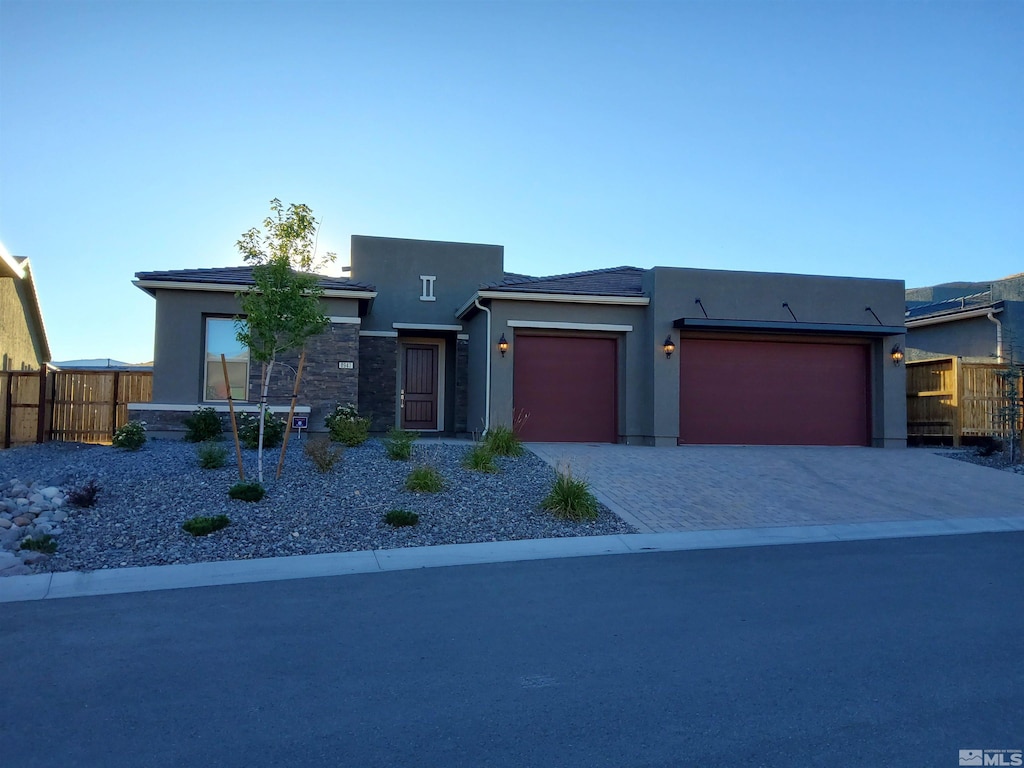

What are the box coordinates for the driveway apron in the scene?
[527,444,1024,533]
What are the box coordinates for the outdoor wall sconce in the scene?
[663,335,676,359]
[498,333,509,357]
[891,344,904,366]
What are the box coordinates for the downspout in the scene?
[987,311,1003,363]
[474,298,492,433]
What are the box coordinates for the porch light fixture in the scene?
[891,344,904,366]
[663,335,676,359]
[498,333,509,357]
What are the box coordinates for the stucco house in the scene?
[0,241,50,371]
[132,235,907,447]
[905,273,1024,364]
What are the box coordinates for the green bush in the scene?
[325,403,371,446]
[462,444,498,473]
[237,412,285,450]
[541,467,599,522]
[20,534,57,554]
[182,515,231,536]
[112,420,147,450]
[384,509,419,527]
[197,442,228,469]
[228,480,265,502]
[183,406,223,442]
[483,425,523,457]
[304,436,342,472]
[404,465,444,493]
[383,427,417,460]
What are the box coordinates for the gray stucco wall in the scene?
[149,287,361,412]
[907,302,1024,364]
[350,236,503,333]
[647,267,907,447]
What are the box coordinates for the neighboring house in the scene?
[905,273,1024,364]
[0,241,50,371]
[52,359,153,370]
[132,235,907,447]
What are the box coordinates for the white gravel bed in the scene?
[0,438,635,574]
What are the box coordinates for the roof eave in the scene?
[906,303,1003,328]
[456,290,649,319]
[132,279,377,301]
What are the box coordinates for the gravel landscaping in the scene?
[0,438,634,576]
[939,446,1024,475]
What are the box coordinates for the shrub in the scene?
[183,407,223,442]
[237,412,285,450]
[541,467,599,522]
[20,534,57,554]
[483,425,523,457]
[384,509,419,527]
[67,479,100,508]
[462,444,498,473]
[228,480,265,502]
[325,403,370,446]
[197,442,228,469]
[404,465,444,493]
[112,420,147,450]
[383,427,417,460]
[304,436,342,472]
[182,515,231,536]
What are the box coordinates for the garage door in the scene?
[514,335,617,443]
[679,338,870,446]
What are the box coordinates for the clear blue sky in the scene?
[2,0,1021,364]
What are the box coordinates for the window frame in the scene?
[203,316,250,402]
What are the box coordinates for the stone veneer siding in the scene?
[245,322,359,432]
[358,335,397,432]
[455,338,469,435]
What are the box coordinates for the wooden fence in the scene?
[0,367,153,448]
[907,357,1023,446]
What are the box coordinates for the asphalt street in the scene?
[2,532,1021,768]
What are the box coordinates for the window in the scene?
[204,317,249,401]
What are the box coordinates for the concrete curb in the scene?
[3,514,1023,604]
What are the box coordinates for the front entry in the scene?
[401,343,439,430]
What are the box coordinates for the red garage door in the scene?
[679,338,870,446]
[514,335,617,443]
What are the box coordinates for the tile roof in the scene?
[134,266,375,292]
[483,266,646,297]
[905,290,994,320]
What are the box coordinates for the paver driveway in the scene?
[528,444,1024,533]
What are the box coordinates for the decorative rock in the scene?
[19,551,49,566]
[12,516,32,527]
[52,510,68,522]
[0,518,10,529]
[0,564,33,577]
[28,492,45,505]
[40,487,61,499]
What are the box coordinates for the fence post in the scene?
[3,372,12,449]
[36,366,47,443]
[111,370,121,441]
[952,356,963,447]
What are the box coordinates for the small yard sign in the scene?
[292,416,308,430]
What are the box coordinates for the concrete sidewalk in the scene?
[2,514,1023,603]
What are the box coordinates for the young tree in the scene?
[235,199,335,482]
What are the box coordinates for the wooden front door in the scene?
[401,344,439,430]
